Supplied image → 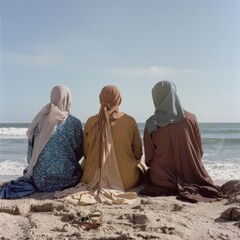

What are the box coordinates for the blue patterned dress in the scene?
[27,114,83,192]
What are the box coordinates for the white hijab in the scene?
[26,85,72,177]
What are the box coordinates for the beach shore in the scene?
[0,181,240,240]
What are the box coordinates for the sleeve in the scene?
[27,139,33,164]
[74,120,84,161]
[143,127,155,167]
[83,119,90,159]
[194,117,204,157]
[27,127,39,164]
[24,127,37,175]
[131,120,143,160]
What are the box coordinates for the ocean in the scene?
[0,123,239,182]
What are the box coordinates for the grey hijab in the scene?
[146,81,185,134]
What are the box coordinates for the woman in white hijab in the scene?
[0,85,83,198]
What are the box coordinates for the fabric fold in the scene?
[55,85,137,205]
[26,85,71,177]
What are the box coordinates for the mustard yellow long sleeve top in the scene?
[81,114,143,190]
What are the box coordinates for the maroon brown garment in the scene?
[140,112,223,203]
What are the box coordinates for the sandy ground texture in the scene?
[0,181,240,240]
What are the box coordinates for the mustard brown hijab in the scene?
[95,85,124,167]
[86,85,125,190]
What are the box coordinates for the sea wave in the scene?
[200,129,240,134]
[0,157,239,181]
[204,161,240,180]
[0,128,28,138]
[0,160,26,176]
[202,137,240,145]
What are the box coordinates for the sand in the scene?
[0,181,240,240]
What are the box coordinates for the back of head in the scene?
[152,80,177,111]
[99,85,122,109]
[50,85,72,112]
[146,80,185,133]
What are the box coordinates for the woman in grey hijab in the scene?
[140,81,222,203]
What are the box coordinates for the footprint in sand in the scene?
[30,203,54,212]
[0,205,20,215]
[221,180,240,198]
[160,226,176,235]
[220,207,240,221]
[30,202,66,213]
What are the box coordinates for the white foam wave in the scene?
[0,128,28,139]
[141,156,239,181]
[0,160,26,176]
[205,162,240,181]
[203,153,215,157]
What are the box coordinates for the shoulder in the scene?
[183,111,200,128]
[123,113,136,122]
[184,111,198,122]
[84,114,98,130]
[67,114,83,127]
[68,114,81,123]
[144,115,157,134]
[85,114,98,125]
[145,115,155,125]
[120,114,138,127]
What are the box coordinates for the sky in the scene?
[0,0,239,123]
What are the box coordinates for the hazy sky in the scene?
[0,0,239,123]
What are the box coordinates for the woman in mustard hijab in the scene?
[140,81,222,203]
[81,85,143,191]
[55,85,143,205]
